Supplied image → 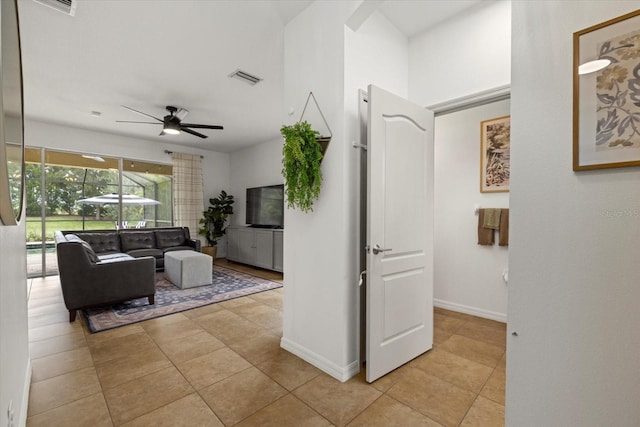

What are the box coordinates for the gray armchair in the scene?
[55,237,156,322]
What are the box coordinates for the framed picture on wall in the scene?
[480,115,510,193]
[573,9,640,171]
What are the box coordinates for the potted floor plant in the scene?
[199,190,234,264]
[280,120,325,213]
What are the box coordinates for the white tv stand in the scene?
[226,226,283,272]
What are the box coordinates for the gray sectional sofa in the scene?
[56,227,201,271]
[55,227,201,322]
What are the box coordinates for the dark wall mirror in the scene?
[0,0,24,225]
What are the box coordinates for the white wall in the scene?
[282,1,409,381]
[228,137,284,228]
[434,99,510,321]
[408,0,511,322]
[0,220,29,427]
[409,0,511,107]
[1,117,29,427]
[345,11,408,100]
[25,119,230,244]
[282,0,356,381]
[344,8,409,269]
[508,2,640,425]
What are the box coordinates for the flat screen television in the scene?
[246,184,284,228]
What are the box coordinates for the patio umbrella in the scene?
[77,193,160,206]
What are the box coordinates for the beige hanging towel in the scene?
[483,208,502,230]
[498,208,509,246]
[477,209,495,245]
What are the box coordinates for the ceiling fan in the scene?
[116,105,223,139]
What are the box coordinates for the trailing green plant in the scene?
[198,190,234,246]
[280,121,323,213]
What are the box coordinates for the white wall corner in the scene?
[281,337,360,382]
[282,0,360,385]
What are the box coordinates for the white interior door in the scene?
[366,85,434,382]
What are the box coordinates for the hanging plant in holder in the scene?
[281,92,332,213]
[281,121,323,212]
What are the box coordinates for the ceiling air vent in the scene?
[33,0,76,16]
[228,69,263,86]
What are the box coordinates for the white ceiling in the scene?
[379,0,481,38]
[17,0,481,153]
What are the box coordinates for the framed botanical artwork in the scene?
[573,9,640,171]
[480,115,510,193]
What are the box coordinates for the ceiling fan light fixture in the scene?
[163,121,181,135]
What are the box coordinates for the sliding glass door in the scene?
[25,148,173,277]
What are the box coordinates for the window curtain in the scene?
[171,152,204,240]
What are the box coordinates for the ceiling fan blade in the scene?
[180,127,208,139]
[121,105,163,122]
[115,120,160,125]
[180,123,224,130]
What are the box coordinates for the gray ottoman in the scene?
[165,250,212,289]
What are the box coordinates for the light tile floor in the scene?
[26,259,505,426]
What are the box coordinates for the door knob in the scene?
[372,244,392,255]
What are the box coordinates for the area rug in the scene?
[82,265,282,333]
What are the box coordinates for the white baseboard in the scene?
[434,299,507,323]
[280,337,360,382]
[20,358,32,427]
